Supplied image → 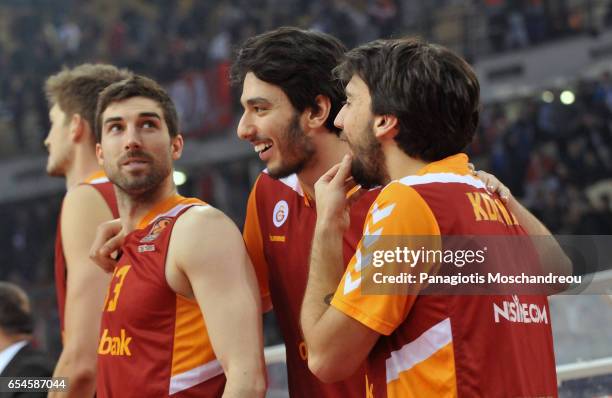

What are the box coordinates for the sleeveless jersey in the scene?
[55,170,119,335]
[331,154,558,398]
[243,171,379,397]
[97,195,226,397]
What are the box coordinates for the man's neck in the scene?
[115,176,178,233]
[384,143,428,182]
[297,133,349,201]
[64,146,102,190]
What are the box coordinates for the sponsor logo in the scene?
[98,328,132,356]
[493,295,548,324]
[140,217,172,242]
[269,235,285,242]
[272,200,289,227]
[137,244,156,253]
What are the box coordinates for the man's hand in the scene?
[89,218,124,272]
[468,164,511,202]
[314,154,355,231]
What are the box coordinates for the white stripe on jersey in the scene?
[169,359,224,395]
[399,173,485,189]
[385,318,453,383]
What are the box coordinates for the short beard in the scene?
[109,150,170,199]
[350,121,389,189]
[267,113,315,179]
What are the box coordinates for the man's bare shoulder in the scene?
[62,184,112,216]
[165,203,246,297]
[172,204,236,238]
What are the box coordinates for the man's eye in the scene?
[109,124,122,133]
[142,121,157,129]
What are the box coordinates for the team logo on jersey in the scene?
[272,200,289,227]
[140,217,172,242]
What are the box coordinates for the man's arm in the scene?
[302,221,380,383]
[50,185,114,398]
[301,156,380,383]
[170,206,266,398]
[475,170,573,277]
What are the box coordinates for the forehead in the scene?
[345,74,369,97]
[50,103,65,117]
[240,72,291,106]
[102,96,164,120]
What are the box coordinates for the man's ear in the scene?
[304,95,332,130]
[69,114,86,142]
[96,142,104,167]
[373,114,399,141]
[171,134,184,161]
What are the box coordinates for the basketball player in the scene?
[301,38,560,397]
[94,75,265,397]
[44,64,130,398]
[231,27,377,397]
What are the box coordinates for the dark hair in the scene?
[95,75,179,142]
[0,282,33,335]
[230,27,347,134]
[45,64,132,136]
[335,37,480,162]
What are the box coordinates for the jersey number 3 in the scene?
[105,265,132,312]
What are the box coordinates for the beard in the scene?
[266,113,316,179]
[108,149,171,197]
[349,120,389,189]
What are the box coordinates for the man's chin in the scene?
[266,163,298,180]
[46,165,64,177]
[351,165,383,189]
[116,183,154,197]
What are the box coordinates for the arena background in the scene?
[0,0,611,396]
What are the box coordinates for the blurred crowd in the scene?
[2,0,612,156]
[473,72,612,235]
[0,196,61,353]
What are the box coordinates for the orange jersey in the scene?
[331,154,557,398]
[54,171,119,334]
[243,172,379,397]
[97,195,225,398]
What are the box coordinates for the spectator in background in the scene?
[525,0,548,43]
[485,0,508,52]
[367,0,398,39]
[0,282,54,398]
[506,4,529,49]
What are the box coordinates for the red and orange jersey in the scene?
[332,154,557,398]
[97,195,225,398]
[54,170,119,335]
[243,171,379,397]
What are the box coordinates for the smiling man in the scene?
[93,75,266,397]
[301,38,559,397]
[230,27,379,397]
